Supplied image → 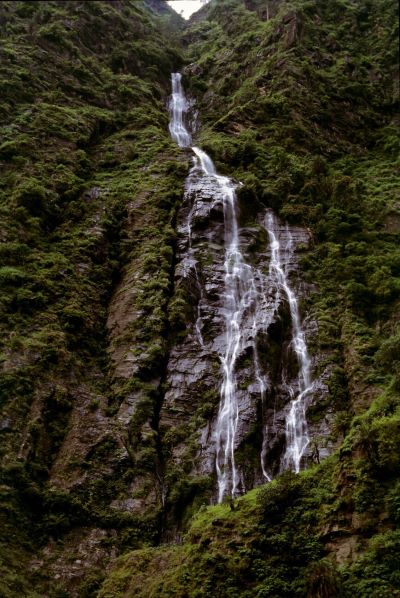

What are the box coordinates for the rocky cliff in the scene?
[0,0,399,596]
[0,1,187,594]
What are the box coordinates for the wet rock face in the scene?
[160,168,227,438]
[160,161,333,499]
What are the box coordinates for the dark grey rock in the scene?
[160,156,334,500]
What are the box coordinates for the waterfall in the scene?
[186,194,205,348]
[263,213,313,473]
[168,73,313,502]
[169,73,192,148]
[191,148,254,502]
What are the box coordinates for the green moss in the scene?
[98,0,399,593]
[0,0,187,593]
[1,0,399,594]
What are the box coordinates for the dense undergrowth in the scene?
[99,452,400,597]
[0,0,399,596]
[0,1,187,595]
[182,0,399,462]
[100,0,399,596]
[185,0,399,397]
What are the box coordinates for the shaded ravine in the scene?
[167,72,318,502]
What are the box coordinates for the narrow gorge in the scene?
[0,1,398,597]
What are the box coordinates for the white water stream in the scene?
[192,145,250,503]
[263,213,313,473]
[169,72,192,148]
[169,73,313,501]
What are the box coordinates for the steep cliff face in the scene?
[1,0,399,596]
[160,144,334,511]
[100,0,399,595]
[0,1,187,595]
[183,0,399,448]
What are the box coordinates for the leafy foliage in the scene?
[0,0,187,594]
[1,0,399,595]
[100,0,399,595]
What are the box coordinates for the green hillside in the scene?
[100,1,400,595]
[0,1,186,595]
[0,0,398,596]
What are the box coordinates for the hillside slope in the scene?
[100,0,400,596]
[0,1,187,595]
[0,0,399,596]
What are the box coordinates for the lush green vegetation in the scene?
[185,0,399,397]
[182,0,399,447]
[0,1,188,595]
[1,0,398,595]
[100,0,399,595]
[99,452,399,597]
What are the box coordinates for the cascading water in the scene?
[168,72,314,501]
[170,74,205,346]
[168,74,253,500]
[191,148,254,502]
[263,212,313,473]
[169,72,191,148]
